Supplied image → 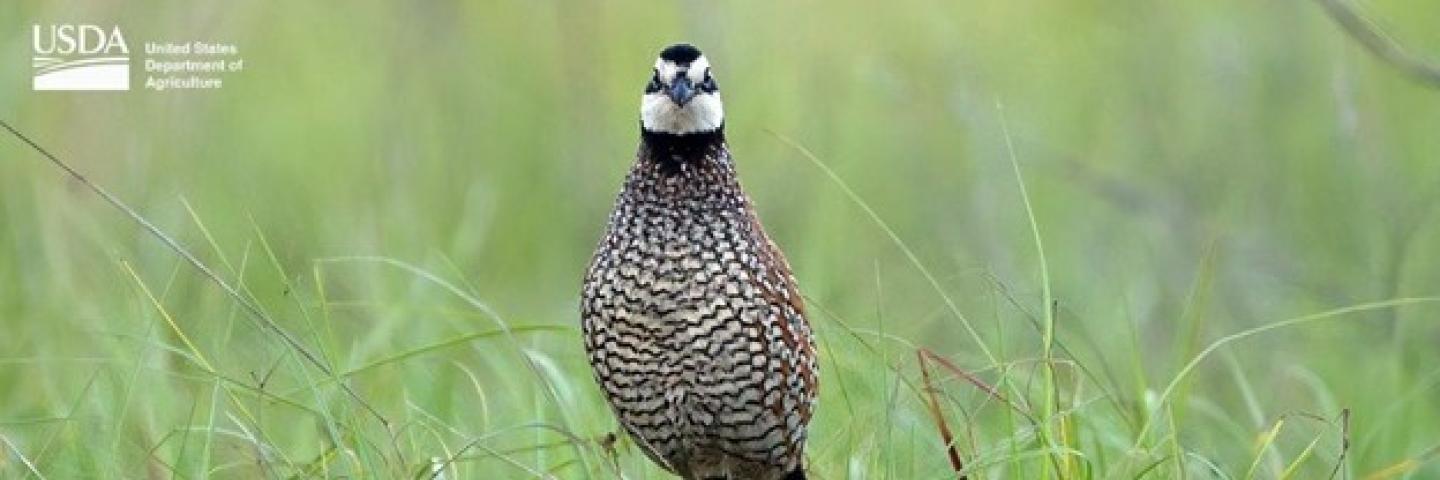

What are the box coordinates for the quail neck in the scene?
[580,43,818,480]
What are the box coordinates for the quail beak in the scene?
[667,77,696,107]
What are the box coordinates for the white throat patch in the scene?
[641,92,724,134]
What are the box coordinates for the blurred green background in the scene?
[3,1,1440,478]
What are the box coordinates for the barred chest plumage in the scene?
[581,139,817,479]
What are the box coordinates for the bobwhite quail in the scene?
[580,43,818,480]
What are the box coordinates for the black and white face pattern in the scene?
[641,44,723,135]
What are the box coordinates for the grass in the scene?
[4,0,1440,478]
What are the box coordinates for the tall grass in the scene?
[4,0,1440,478]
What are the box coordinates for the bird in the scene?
[580,43,818,480]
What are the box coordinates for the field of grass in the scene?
[4,1,1440,478]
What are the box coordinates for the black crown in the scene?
[659,43,702,64]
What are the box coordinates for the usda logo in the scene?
[32,24,131,91]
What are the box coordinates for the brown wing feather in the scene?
[745,210,819,457]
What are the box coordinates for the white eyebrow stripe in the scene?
[654,56,711,84]
[686,56,711,82]
[654,59,681,83]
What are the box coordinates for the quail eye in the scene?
[646,71,662,92]
[702,72,717,91]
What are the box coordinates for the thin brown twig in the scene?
[920,348,1035,420]
[918,350,968,479]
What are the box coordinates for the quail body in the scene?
[580,44,818,480]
